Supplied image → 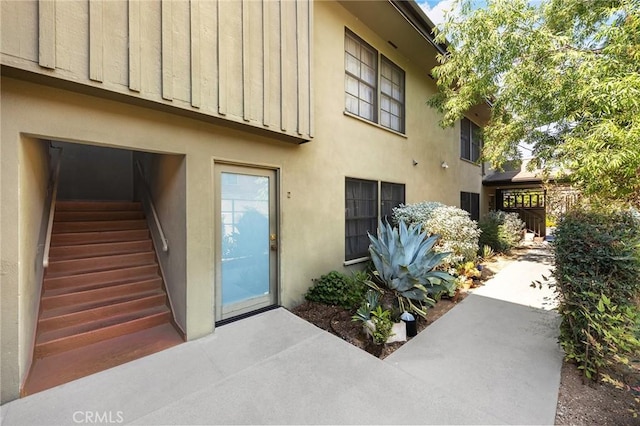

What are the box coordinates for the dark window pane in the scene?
[471,122,482,162]
[345,178,378,260]
[381,182,405,223]
[460,118,471,160]
[460,191,480,222]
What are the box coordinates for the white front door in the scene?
[214,164,278,322]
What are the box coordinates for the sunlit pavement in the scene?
[2,245,562,425]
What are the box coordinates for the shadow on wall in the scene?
[55,141,134,201]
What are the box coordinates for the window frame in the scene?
[344,29,378,123]
[345,178,406,262]
[344,28,406,134]
[460,117,482,164]
[379,56,405,133]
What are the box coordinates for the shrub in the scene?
[478,211,524,253]
[367,220,455,318]
[392,202,480,265]
[553,208,640,380]
[305,270,367,309]
[368,306,394,345]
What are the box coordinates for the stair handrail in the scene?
[43,148,63,269]
[517,208,545,237]
[135,160,169,252]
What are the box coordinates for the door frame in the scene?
[213,161,280,323]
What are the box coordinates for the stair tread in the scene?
[44,272,161,297]
[42,277,162,305]
[41,290,166,320]
[37,306,170,345]
[55,201,143,211]
[54,210,146,222]
[49,239,153,261]
[53,220,148,234]
[44,264,160,291]
[45,251,156,277]
[22,323,183,396]
[51,229,150,246]
[23,199,178,397]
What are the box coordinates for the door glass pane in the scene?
[221,173,270,306]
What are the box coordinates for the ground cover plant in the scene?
[304,270,367,309]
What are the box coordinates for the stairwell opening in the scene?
[20,140,187,396]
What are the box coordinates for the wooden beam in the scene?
[217,0,226,115]
[279,0,287,132]
[242,0,250,122]
[38,0,56,69]
[296,0,304,135]
[161,0,174,100]
[89,0,104,82]
[128,0,141,92]
[307,0,314,137]
[190,0,201,108]
[262,0,270,127]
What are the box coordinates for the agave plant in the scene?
[367,220,455,318]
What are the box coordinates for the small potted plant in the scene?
[352,290,404,355]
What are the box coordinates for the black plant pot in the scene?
[403,317,418,337]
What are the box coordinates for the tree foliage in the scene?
[429,0,640,207]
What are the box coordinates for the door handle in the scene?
[270,234,277,251]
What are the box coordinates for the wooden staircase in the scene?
[22,201,183,396]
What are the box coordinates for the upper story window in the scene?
[344,29,405,133]
[460,117,482,163]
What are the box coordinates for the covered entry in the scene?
[496,187,546,237]
[20,139,187,396]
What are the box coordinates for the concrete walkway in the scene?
[1,245,563,425]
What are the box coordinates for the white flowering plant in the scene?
[392,201,481,266]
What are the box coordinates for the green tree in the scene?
[428,0,640,207]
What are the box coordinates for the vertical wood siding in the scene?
[2,0,313,142]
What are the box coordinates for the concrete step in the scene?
[22,323,183,397]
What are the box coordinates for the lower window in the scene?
[345,178,405,261]
[460,191,480,222]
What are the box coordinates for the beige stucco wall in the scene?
[311,1,483,207]
[19,138,51,392]
[0,135,50,403]
[0,1,485,403]
[146,153,188,333]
